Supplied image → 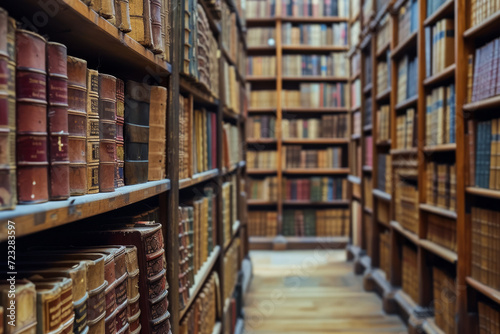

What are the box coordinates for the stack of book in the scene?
[282,54,348,77]
[248,177,279,200]
[402,245,419,303]
[377,154,392,193]
[365,136,373,167]
[281,83,348,108]
[282,115,348,138]
[379,231,391,278]
[396,108,417,150]
[425,19,454,77]
[247,56,277,76]
[376,105,390,143]
[471,118,500,190]
[248,211,278,236]
[280,0,350,17]
[247,150,277,169]
[223,123,242,168]
[469,37,500,103]
[247,27,276,47]
[397,55,418,103]
[247,116,277,139]
[395,179,419,234]
[433,267,457,334]
[377,61,390,92]
[282,208,350,236]
[282,23,348,46]
[427,214,457,252]
[250,90,277,108]
[282,146,343,169]
[426,161,457,211]
[224,238,241,302]
[245,0,276,17]
[469,0,500,28]
[397,0,418,44]
[425,84,456,146]
[364,175,373,210]
[478,302,500,334]
[282,177,347,201]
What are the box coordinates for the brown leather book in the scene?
[124,246,141,333]
[47,42,70,200]
[161,0,170,61]
[0,306,3,334]
[67,56,88,196]
[115,79,125,188]
[98,73,117,192]
[0,279,37,334]
[150,0,164,54]
[148,86,167,181]
[129,0,153,47]
[16,29,49,203]
[86,68,100,194]
[100,0,116,21]
[124,81,150,185]
[114,0,132,32]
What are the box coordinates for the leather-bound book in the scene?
[15,29,49,203]
[161,0,170,61]
[124,246,141,334]
[129,0,153,47]
[124,81,150,185]
[101,0,116,21]
[148,86,166,181]
[114,0,132,32]
[98,73,117,192]
[86,69,100,194]
[0,279,37,334]
[67,56,88,195]
[115,79,125,188]
[47,42,70,200]
[150,0,164,54]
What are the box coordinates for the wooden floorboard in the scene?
[244,250,407,333]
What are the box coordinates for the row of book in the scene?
[350,20,361,48]
[397,0,418,45]
[282,115,348,139]
[376,105,390,143]
[282,177,347,201]
[425,84,456,146]
[427,215,457,252]
[402,245,419,304]
[395,178,419,234]
[281,0,350,17]
[426,161,457,211]
[282,208,350,236]
[221,0,240,67]
[364,175,373,210]
[247,176,279,201]
[376,60,390,93]
[377,154,392,194]
[247,56,277,77]
[469,36,500,103]
[282,23,348,46]
[223,123,242,170]
[224,237,241,302]
[282,83,348,108]
[478,302,500,334]
[245,0,276,17]
[248,210,278,237]
[379,231,391,278]
[222,177,238,247]
[247,116,276,139]
[351,143,362,177]
[282,146,344,169]
[397,55,418,103]
[433,267,457,334]
[353,111,361,137]
[247,27,276,47]
[0,24,168,210]
[247,150,277,169]
[471,206,500,290]
[282,54,348,77]
[470,0,500,28]
[351,79,361,109]
[223,61,240,113]
[395,108,417,150]
[425,19,454,78]
[365,136,373,167]
[376,15,391,54]
[250,90,277,108]
[472,118,500,190]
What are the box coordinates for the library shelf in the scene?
[352,192,361,201]
[377,218,391,229]
[180,77,218,106]
[211,322,222,334]
[423,0,454,27]
[180,246,221,320]
[249,236,349,250]
[376,87,392,102]
[376,42,391,59]
[462,95,500,112]
[423,64,456,87]
[247,138,278,144]
[280,16,350,23]
[282,200,350,206]
[282,168,350,175]
[248,107,277,113]
[351,133,362,140]
[390,147,418,155]
[391,31,418,59]
[363,83,373,94]
[224,220,242,252]
[246,76,277,82]
[392,159,418,168]
[179,169,220,189]
[373,189,392,201]
[466,187,500,200]
[422,318,445,334]
[223,107,240,121]
[247,46,277,53]
[360,32,372,50]
[363,124,373,132]
[247,169,278,175]
[281,45,349,52]
[466,277,500,305]
[246,17,277,24]
[247,200,278,206]
[364,268,393,302]
[199,0,222,36]
[222,163,238,176]
[364,207,373,215]
[222,47,236,67]
[371,1,393,30]
[390,220,420,245]
[282,107,349,113]
[393,290,426,326]
[463,10,500,40]
[0,179,171,242]
[395,95,418,111]
[348,175,362,184]
[351,71,361,81]
[419,239,458,264]
[392,0,408,12]
[281,76,349,82]
[362,165,373,172]
[422,143,457,153]
[281,138,349,144]
[419,203,457,219]
[376,139,392,146]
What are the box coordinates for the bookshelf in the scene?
[0,0,248,334]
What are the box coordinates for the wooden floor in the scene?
[243,250,407,334]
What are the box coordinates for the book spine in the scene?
[129,0,153,47]
[86,69,100,194]
[98,73,117,192]
[150,0,164,54]
[148,86,167,180]
[116,79,125,188]
[115,0,132,32]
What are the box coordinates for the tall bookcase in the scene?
[0,0,248,333]
[246,0,352,250]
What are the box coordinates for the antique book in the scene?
[129,0,153,47]
[67,56,88,195]
[124,245,141,333]
[86,69,100,194]
[100,0,116,21]
[114,0,132,32]
[98,73,117,192]
[148,86,167,181]
[150,0,164,54]
[161,0,170,61]
[124,81,150,185]
[47,42,70,200]
[16,30,49,203]
[116,79,125,188]
[0,279,37,334]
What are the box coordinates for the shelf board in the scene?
[422,318,445,334]
[351,133,361,140]
[246,76,276,82]
[281,45,349,52]
[363,83,373,94]
[282,138,349,144]
[281,16,350,23]
[376,87,391,102]
[423,143,456,153]
[250,235,349,250]
[424,0,454,27]
[282,168,350,175]
[247,200,278,206]
[282,76,349,82]
[179,169,219,189]
[423,64,456,87]
[211,322,222,334]
[363,124,373,132]
[373,189,392,201]
[180,246,221,320]
[348,175,361,184]
[419,203,457,219]
[376,139,392,147]
[247,169,277,175]
[391,31,418,59]
[248,107,276,113]
[246,17,277,24]
[419,239,458,264]
[362,165,373,172]
[466,276,500,305]
[351,72,361,81]
[224,220,241,252]
[375,42,391,60]
[395,95,418,111]
[247,45,277,52]
[223,106,240,121]
[222,163,238,176]
[0,179,171,242]
[282,107,348,113]
[390,220,420,245]
[180,77,218,105]
[247,138,277,144]
[391,147,418,155]
[462,95,500,112]
[464,10,500,40]
[282,200,349,206]
[364,206,373,215]
[466,187,500,200]
[239,161,247,168]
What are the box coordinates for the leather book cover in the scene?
[115,78,125,188]
[100,0,116,21]
[67,56,88,196]
[161,0,170,61]
[0,279,37,334]
[150,0,164,54]
[114,0,132,32]
[129,0,153,47]
[148,86,166,181]
[124,80,150,185]
[86,69,100,194]
[47,42,70,200]
[15,29,49,203]
[98,73,117,192]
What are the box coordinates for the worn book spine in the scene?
[86,69,100,194]
[0,279,37,334]
[67,56,88,195]
[148,86,167,181]
[101,0,116,22]
[115,79,125,188]
[129,0,153,47]
[115,0,132,32]
[98,73,117,192]
[150,0,164,54]
[16,29,49,203]
[47,42,70,200]
[33,282,63,334]
[162,0,170,61]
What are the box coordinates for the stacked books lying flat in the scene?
[282,208,350,236]
[282,177,347,201]
[282,83,348,108]
[282,53,348,77]
[282,146,343,169]
[282,115,348,139]
[282,23,348,46]
[281,0,350,17]
[248,176,279,201]
[248,211,278,237]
